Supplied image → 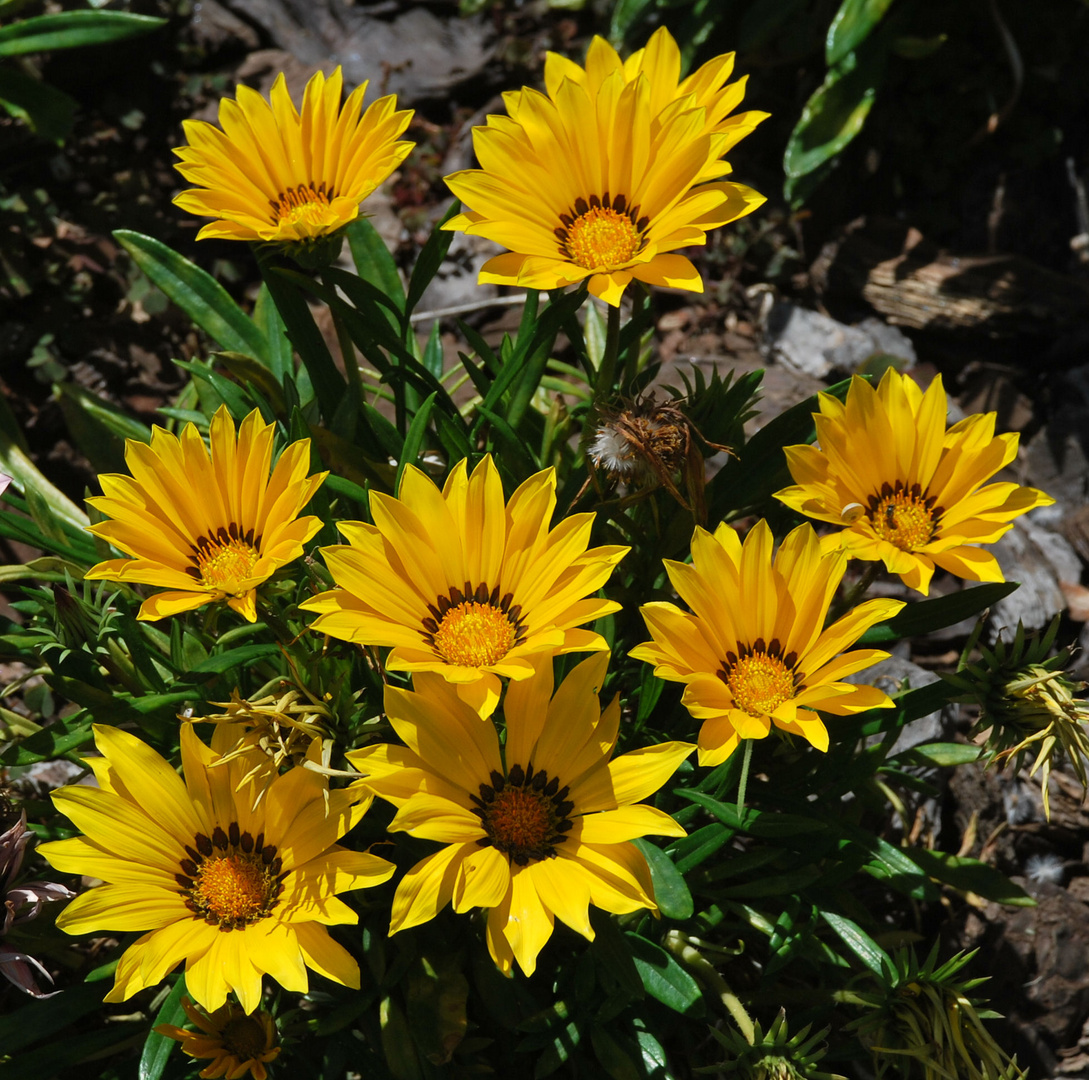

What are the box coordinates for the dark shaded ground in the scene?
[2,0,1089,1074]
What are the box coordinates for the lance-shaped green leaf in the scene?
[784,47,886,182]
[826,0,897,66]
[115,231,269,362]
[0,11,165,56]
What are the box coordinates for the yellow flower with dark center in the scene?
[348,654,693,976]
[173,67,413,251]
[84,406,326,623]
[442,28,766,306]
[774,369,1053,595]
[631,520,904,766]
[544,28,768,184]
[155,998,281,1080]
[39,725,393,1013]
[300,456,628,717]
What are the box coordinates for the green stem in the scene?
[736,737,754,813]
[827,561,882,624]
[592,303,622,406]
[257,602,297,647]
[324,276,364,413]
[664,931,756,1044]
[623,287,648,388]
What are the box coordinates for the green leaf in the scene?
[590,909,644,1000]
[672,822,736,875]
[0,65,75,141]
[626,935,705,1017]
[213,352,286,415]
[714,866,823,899]
[380,995,424,1080]
[0,1025,140,1080]
[838,824,939,901]
[394,392,436,495]
[139,975,187,1080]
[0,706,94,765]
[909,848,1035,906]
[826,0,897,66]
[854,680,956,739]
[675,791,826,838]
[182,644,281,677]
[591,1025,642,1080]
[634,1024,675,1078]
[0,11,165,56]
[608,0,657,46]
[253,283,293,384]
[633,839,693,921]
[55,382,152,474]
[893,742,981,767]
[0,443,89,539]
[822,911,893,976]
[857,581,1019,645]
[262,267,346,424]
[115,231,268,362]
[784,48,885,181]
[347,215,405,325]
[405,201,460,317]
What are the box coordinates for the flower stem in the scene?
[664,930,756,1044]
[323,277,365,416]
[257,602,297,647]
[593,303,622,406]
[827,561,882,624]
[736,737,754,813]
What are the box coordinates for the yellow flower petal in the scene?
[441,27,765,306]
[634,520,900,762]
[775,368,1053,593]
[361,657,685,974]
[302,456,626,715]
[86,406,325,624]
[45,724,386,1013]
[173,67,413,244]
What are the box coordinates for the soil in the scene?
[1,1,1089,1074]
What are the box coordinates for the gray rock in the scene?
[761,301,915,378]
[222,0,494,106]
[990,516,1082,635]
[845,654,954,756]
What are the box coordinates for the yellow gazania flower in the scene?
[84,406,327,623]
[348,654,693,977]
[300,456,628,717]
[173,67,413,249]
[39,725,394,1013]
[544,27,769,184]
[774,369,1054,595]
[155,999,281,1080]
[442,29,766,306]
[631,520,905,766]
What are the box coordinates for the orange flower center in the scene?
[422,584,526,669]
[722,640,800,717]
[870,486,938,551]
[271,181,336,229]
[191,528,259,593]
[566,206,640,269]
[555,194,648,270]
[177,823,285,931]
[470,764,575,866]
[221,1014,274,1061]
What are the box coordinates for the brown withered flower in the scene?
[586,393,732,522]
[1,806,74,997]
